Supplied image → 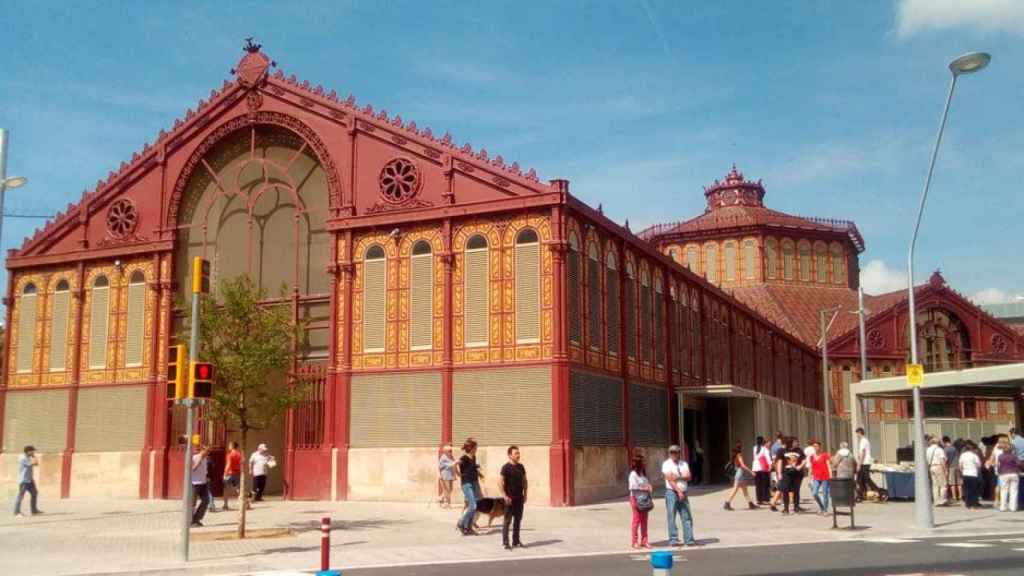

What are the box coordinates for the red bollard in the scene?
[317,516,340,576]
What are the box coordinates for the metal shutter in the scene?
[567,250,581,344]
[410,254,433,349]
[571,370,624,446]
[350,372,441,447]
[515,243,540,343]
[606,267,619,354]
[49,290,70,372]
[654,286,664,366]
[744,240,756,280]
[630,384,668,447]
[2,389,68,453]
[464,248,489,346]
[16,293,37,373]
[816,249,828,283]
[766,240,777,279]
[124,281,146,367]
[705,245,717,283]
[586,254,600,348]
[363,258,387,352]
[640,283,651,363]
[88,287,109,369]
[625,278,636,359]
[75,386,146,451]
[724,242,736,281]
[453,366,551,445]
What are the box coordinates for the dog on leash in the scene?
[463,496,507,530]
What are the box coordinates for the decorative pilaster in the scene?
[62,262,86,498]
[548,204,573,506]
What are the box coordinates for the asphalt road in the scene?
[344,532,1024,576]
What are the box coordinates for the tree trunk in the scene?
[238,427,248,539]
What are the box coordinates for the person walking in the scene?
[438,445,455,508]
[663,444,697,546]
[191,443,212,527]
[221,441,242,511]
[752,436,772,505]
[944,437,961,504]
[997,443,1019,512]
[249,443,275,502]
[780,438,804,515]
[855,428,881,501]
[831,441,856,480]
[499,445,527,550]
[456,439,481,535]
[628,452,653,549]
[809,441,832,516]
[723,441,757,511]
[926,436,949,506]
[960,441,983,509]
[13,445,42,517]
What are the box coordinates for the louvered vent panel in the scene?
[410,255,433,348]
[363,259,387,352]
[625,279,636,358]
[567,250,581,344]
[630,383,668,447]
[88,288,109,369]
[654,294,664,366]
[49,291,70,371]
[606,269,619,354]
[76,386,146,451]
[587,258,601,348]
[571,370,624,446]
[3,389,67,452]
[453,366,551,445]
[124,282,146,367]
[350,372,441,447]
[464,249,489,346]
[16,294,37,373]
[640,288,651,363]
[515,243,540,342]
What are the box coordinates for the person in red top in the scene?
[809,441,832,516]
[222,441,242,511]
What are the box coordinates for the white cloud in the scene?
[970,288,1024,305]
[896,0,1024,37]
[860,259,908,294]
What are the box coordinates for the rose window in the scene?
[378,158,421,204]
[867,329,885,350]
[106,198,139,238]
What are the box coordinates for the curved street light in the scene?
[908,52,991,530]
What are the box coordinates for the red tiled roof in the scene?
[728,284,860,348]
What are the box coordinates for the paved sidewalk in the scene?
[2,485,1024,576]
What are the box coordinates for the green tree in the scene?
[182,276,306,538]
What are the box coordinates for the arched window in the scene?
[798,241,811,281]
[566,233,582,346]
[744,240,756,280]
[125,271,146,367]
[765,238,778,279]
[678,284,690,375]
[516,229,540,344]
[668,247,678,263]
[464,234,489,347]
[88,275,110,369]
[691,291,702,380]
[654,273,665,366]
[15,283,38,373]
[410,240,433,349]
[49,280,70,372]
[704,243,718,284]
[914,308,971,372]
[782,239,795,280]
[586,242,601,349]
[606,250,619,355]
[625,260,636,359]
[640,267,652,363]
[686,245,699,273]
[831,243,845,285]
[724,241,736,282]
[363,245,387,353]
[815,242,828,283]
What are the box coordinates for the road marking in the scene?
[630,554,687,562]
[936,542,993,548]
[865,538,922,544]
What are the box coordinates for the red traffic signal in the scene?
[189,361,215,398]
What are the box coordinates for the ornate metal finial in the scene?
[244,37,262,53]
[929,269,945,288]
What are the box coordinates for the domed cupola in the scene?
[703,164,766,211]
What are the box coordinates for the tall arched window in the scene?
[914,308,971,372]
[410,240,433,349]
[678,284,689,375]
[605,250,619,355]
[464,234,490,347]
[686,245,699,273]
[744,239,756,280]
[724,241,737,282]
[691,290,702,380]
[815,242,828,283]
[640,267,652,363]
[625,261,636,359]
[567,233,582,346]
[830,243,845,285]
[49,280,70,372]
[765,238,778,279]
[782,239,795,280]
[704,243,718,284]
[15,283,38,373]
[363,245,387,353]
[515,229,540,344]
[668,247,679,263]
[125,270,146,367]
[654,273,664,367]
[798,241,811,281]
[88,275,110,369]
[586,241,601,349]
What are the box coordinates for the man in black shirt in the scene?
[500,445,527,550]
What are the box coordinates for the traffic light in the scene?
[189,361,215,399]
[166,344,187,401]
[192,256,210,294]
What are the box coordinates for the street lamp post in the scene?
[0,129,29,254]
[907,52,990,530]
[820,306,840,452]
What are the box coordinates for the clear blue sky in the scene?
[1,1,1021,305]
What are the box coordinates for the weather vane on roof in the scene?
[244,37,261,53]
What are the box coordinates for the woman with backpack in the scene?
[724,441,758,511]
[752,436,773,505]
[628,451,653,549]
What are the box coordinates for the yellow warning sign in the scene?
[906,363,924,387]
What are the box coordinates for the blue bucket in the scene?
[650,550,673,569]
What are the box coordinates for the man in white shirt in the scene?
[191,444,211,527]
[855,428,881,501]
[926,436,948,506]
[662,445,697,547]
[249,444,275,502]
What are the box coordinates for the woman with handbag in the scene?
[752,436,772,505]
[628,452,653,549]
[724,441,758,511]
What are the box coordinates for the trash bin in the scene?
[831,478,855,529]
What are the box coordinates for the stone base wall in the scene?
[573,446,627,504]
[69,452,141,498]
[0,451,63,500]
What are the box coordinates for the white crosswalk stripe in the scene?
[936,542,993,548]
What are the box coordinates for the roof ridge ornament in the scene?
[232,37,275,88]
